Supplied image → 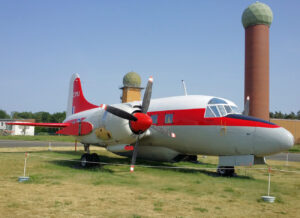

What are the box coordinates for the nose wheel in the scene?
[217,166,235,177]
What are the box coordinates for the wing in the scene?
[6,121,93,136]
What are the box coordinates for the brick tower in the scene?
[242,2,273,121]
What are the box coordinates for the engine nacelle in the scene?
[107,145,180,162]
[97,104,139,145]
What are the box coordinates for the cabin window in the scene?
[165,114,173,124]
[151,114,158,124]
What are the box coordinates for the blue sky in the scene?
[0,0,299,114]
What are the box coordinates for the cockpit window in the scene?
[224,105,232,114]
[205,107,215,117]
[210,106,220,117]
[204,98,240,118]
[217,105,226,116]
[231,106,240,114]
[208,98,227,104]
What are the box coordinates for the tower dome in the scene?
[123,72,141,88]
[242,2,273,28]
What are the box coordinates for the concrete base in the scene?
[261,196,275,203]
[18,176,30,182]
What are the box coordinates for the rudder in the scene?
[66,74,98,117]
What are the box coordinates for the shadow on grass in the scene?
[48,151,253,180]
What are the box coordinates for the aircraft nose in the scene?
[278,128,294,150]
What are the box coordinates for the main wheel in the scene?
[90,153,100,167]
[80,153,91,168]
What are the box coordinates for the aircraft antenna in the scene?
[182,80,188,96]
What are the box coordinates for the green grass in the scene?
[0,147,300,217]
[0,135,75,142]
[289,144,300,153]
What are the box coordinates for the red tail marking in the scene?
[72,78,98,114]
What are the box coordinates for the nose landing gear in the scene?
[217,166,235,177]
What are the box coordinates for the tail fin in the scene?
[66,74,98,117]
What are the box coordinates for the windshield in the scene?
[204,98,240,118]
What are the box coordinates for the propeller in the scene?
[101,76,176,172]
[100,77,154,172]
[100,104,137,121]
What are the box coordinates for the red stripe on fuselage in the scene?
[147,108,278,128]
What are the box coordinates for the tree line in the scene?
[0,109,299,134]
[269,111,300,120]
[0,109,66,135]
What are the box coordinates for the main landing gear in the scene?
[80,144,100,168]
[217,166,235,177]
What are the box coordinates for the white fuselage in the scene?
[64,95,294,161]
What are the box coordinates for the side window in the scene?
[151,114,158,124]
[165,114,173,124]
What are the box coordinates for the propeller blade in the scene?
[151,125,176,138]
[100,104,137,121]
[141,77,153,113]
[130,135,140,172]
[242,96,250,116]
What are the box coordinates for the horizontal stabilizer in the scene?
[6,122,70,128]
[56,121,93,136]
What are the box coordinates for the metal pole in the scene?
[181,80,188,96]
[268,167,271,196]
[75,140,77,152]
[286,152,289,166]
[23,153,28,177]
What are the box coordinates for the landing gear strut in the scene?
[217,166,235,177]
[84,144,90,153]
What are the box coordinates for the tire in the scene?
[80,153,91,168]
[90,153,100,167]
[217,166,235,177]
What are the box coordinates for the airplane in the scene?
[8,74,294,176]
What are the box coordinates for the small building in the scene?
[0,119,35,136]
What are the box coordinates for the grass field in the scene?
[0,135,74,142]
[0,146,300,217]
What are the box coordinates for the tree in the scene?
[0,110,10,119]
